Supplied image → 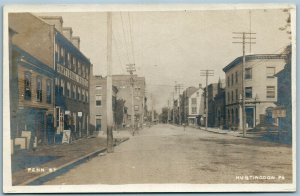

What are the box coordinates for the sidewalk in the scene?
[183,124,264,139]
[11,130,131,185]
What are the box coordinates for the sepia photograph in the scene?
[2,3,296,193]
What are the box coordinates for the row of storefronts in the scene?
[9,13,92,152]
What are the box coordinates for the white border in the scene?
[3,3,296,193]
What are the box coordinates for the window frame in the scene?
[24,72,32,100]
[36,76,43,102]
[245,87,253,98]
[245,67,252,79]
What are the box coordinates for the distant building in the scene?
[181,86,198,125]
[112,75,146,127]
[223,54,286,130]
[213,79,226,128]
[200,83,219,127]
[187,88,204,127]
[89,75,119,135]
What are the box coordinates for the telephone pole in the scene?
[126,63,136,135]
[106,12,114,153]
[233,32,256,137]
[172,92,175,124]
[175,82,184,125]
[200,70,214,131]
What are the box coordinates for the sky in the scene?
[37,8,291,111]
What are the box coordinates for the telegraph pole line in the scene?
[233,32,256,137]
[175,82,184,125]
[172,92,175,124]
[200,70,214,131]
[126,63,136,135]
[167,100,170,124]
[106,12,114,153]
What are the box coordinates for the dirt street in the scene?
[46,124,292,185]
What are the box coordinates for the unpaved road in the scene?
[46,124,292,185]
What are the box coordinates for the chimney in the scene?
[71,36,80,49]
[40,16,63,32]
[62,27,73,41]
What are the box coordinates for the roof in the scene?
[223,54,287,73]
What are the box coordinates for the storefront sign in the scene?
[272,108,286,118]
[62,130,71,144]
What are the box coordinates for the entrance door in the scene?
[47,114,54,144]
[35,112,46,145]
[245,108,254,128]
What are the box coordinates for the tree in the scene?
[160,107,169,124]
[114,99,126,128]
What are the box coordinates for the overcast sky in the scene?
[38,8,291,111]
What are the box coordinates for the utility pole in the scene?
[167,100,170,124]
[106,12,114,153]
[233,32,256,137]
[151,94,154,123]
[200,70,214,131]
[126,63,136,135]
[172,92,175,124]
[175,82,184,125]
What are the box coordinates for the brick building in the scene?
[89,75,119,135]
[112,75,146,127]
[9,13,92,146]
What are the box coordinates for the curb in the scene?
[19,138,129,185]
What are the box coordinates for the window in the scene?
[266,86,275,98]
[266,67,275,78]
[36,77,42,102]
[46,80,52,104]
[77,87,81,101]
[67,53,71,69]
[66,82,71,98]
[60,79,65,96]
[134,105,139,111]
[82,89,85,102]
[235,71,238,83]
[231,91,234,102]
[60,46,65,64]
[245,68,252,79]
[96,95,102,106]
[82,65,85,78]
[78,61,81,75]
[192,107,197,114]
[72,85,76,99]
[227,92,230,103]
[231,74,234,86]
[191,98,197,105]
[235,89,238,102]
[86,90,89,103]
[95,115,102,131]
[95,85,102,94]
[227,76,230,87]
[86,67,89,79]
[245,87,252,98]
[196,92,199,97]
[24,72,32,100]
